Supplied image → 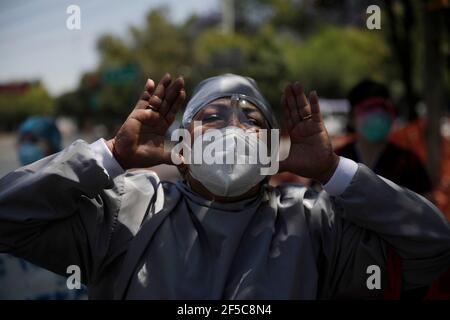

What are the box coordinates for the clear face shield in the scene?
[189,94,270,134]
[168,94,286,197]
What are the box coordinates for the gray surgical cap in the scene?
[182,74,279,129]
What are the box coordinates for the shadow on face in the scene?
[179,97,273,202]
[187,97,270,136]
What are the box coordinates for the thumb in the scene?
[160,149,184,166]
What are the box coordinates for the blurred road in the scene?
[0,131,90,179]
[0,132,182,182]
[0,133,19,178]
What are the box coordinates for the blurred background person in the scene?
[16,116,62,165]
[336,79,432,196]
[0,116,87,299]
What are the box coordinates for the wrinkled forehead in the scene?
[195,96,262,114]
[185,92,268,122]
[182,74,279,129]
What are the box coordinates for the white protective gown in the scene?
[0,139,449,299]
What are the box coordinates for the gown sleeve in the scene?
[309,163,450,298]
[0,139,128,285]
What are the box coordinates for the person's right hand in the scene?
[106,73,186,170]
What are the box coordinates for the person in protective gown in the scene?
[0,74,449,299]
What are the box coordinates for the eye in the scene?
[245,117,261,127]
[203,114,221,122]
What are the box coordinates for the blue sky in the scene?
[0,0,220,96]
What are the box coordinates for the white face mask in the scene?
[188,126,267,197]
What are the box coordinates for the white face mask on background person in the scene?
[188,126,268,197]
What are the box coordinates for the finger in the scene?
[149,73,172,109]
[160,76,184,117]
[284,85,300,123]
[293,83,312,120]
[281,93,294,131]
[135,79,155,110]
[130,108,160,125]
[309,91,322,123]
[165,89,186,124]
[283,116,294,133]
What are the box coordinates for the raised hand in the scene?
[107,73,186,170]
[280,83,339,184]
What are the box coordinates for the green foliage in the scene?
[285,26,391,97]
[53,3,395,128]
[0,83,54,130]
[190,26,289,115]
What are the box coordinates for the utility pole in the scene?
[423,0,447,185]
[221,0,235,34]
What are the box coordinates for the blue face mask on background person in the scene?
[18,142,46,165]
[17,116,62,166]
[357,110,393,143]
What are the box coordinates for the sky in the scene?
[0,0,220,96]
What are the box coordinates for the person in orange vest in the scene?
[336,79,432,196]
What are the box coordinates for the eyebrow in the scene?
[199,101,265,118]
[204,102,230,109]
[239,103,265,118]
[241,104,260,113]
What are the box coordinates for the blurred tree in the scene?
[383,0,419,120]
[0,82,54,131]
[235,0,436,120]
[423,0,448,185]
[284,26,390,97]
[235,0,382,35]
[56,73,100,128]
[55,3,395,129]
[97,35,135,68]
[192,25,289,115]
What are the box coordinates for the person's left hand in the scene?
[279,83,339,184]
